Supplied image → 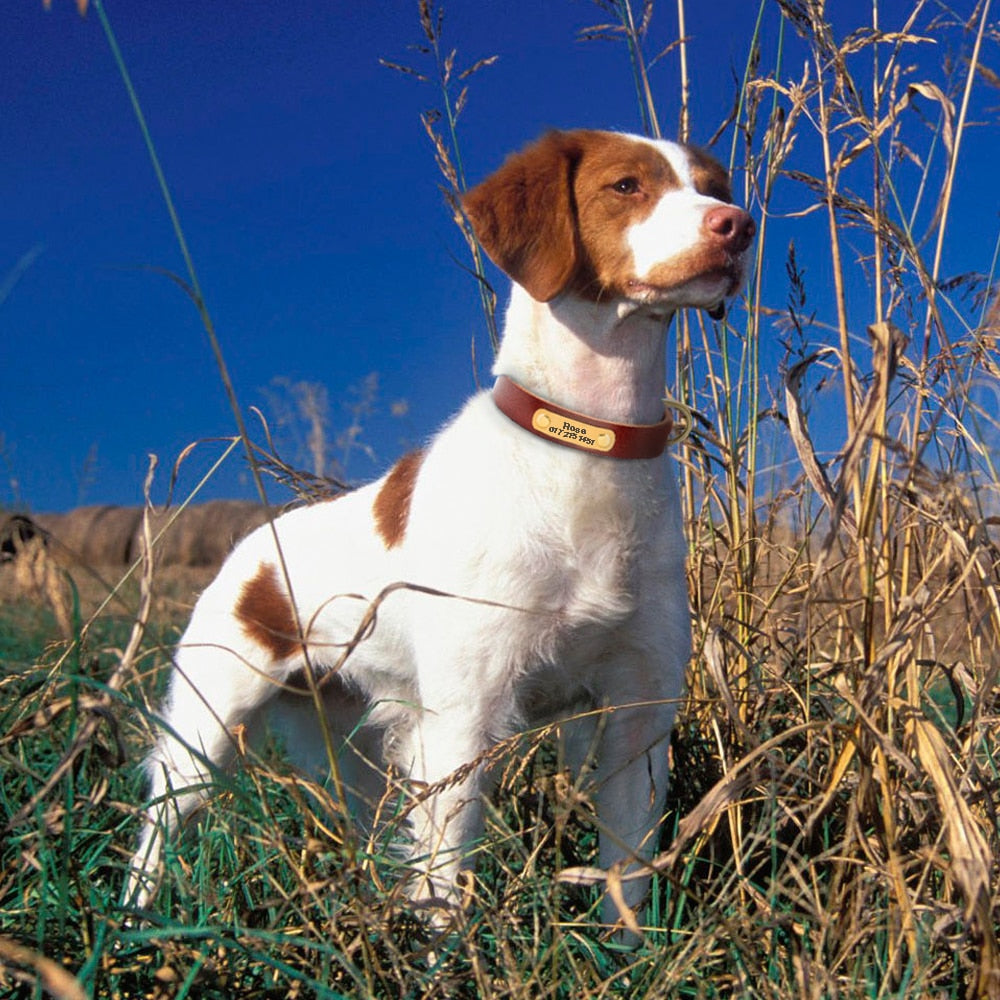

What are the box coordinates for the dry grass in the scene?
[3,0,1000,997]
[660,1,1000,993]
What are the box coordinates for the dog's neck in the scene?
[493,284,671,426]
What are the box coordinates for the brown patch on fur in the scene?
[687,146,733,203]
[373,449,425,549]
[235,562,300,660]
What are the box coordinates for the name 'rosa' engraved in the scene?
[531,408,616,452]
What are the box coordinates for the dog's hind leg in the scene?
[123,617,293,912]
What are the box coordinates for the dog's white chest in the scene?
[541,487,640,623]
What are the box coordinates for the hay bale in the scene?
[34,505,142,566]
[12,534,75,637]
[1,513,42,562]
[1,514,74,636]
[139,501,271,568]
[29,502,270,570]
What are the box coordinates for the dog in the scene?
[124,129,754,934]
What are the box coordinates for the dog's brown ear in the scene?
[462,131,579,303]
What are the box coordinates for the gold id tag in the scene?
[530,408,616,453]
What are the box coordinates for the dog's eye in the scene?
[612,177,640,195]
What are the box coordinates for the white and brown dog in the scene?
[125,129,754,933]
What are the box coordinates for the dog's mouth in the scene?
[625,258,746,308]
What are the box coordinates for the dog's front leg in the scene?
[589,698,676,937]
[402,710,488,919]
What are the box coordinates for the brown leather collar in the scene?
[492,375,673,459]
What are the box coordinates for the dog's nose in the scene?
[704,205,756,254]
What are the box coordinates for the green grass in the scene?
[0,592,988,997]
[0,601,58,667]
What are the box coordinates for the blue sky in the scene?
[3,0,997,512]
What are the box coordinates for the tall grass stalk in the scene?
[91,0,359,846]
[593,0,1000,994]
[381,0,500,357]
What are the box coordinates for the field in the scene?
[3,0,1000,997]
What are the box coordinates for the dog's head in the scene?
[463,129,754,315]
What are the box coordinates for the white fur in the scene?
[124,131,752,937]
